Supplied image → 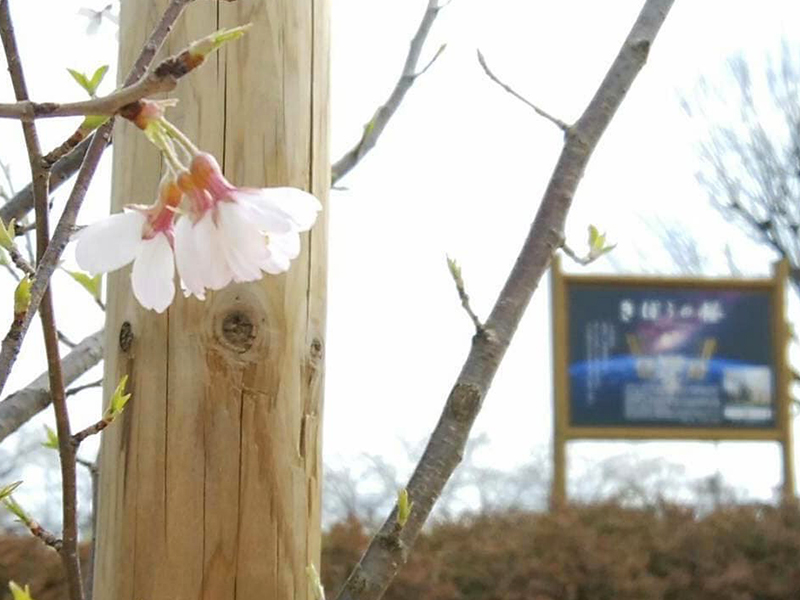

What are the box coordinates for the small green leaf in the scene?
[189,24,252,60]
[306,565,326,600]
[0,249,9,267]
[66,68,93,96]
[0,217,15,250]
[446,255,461,281]
[397,488,413,527]
[14,277,31,315]
[89,65,109,93]
[8,581,34,600]
[2,494,30,524]
[79,115,110,133]
[42,425,59,450]
[65,269,102,301]
[0,481,22,502]
[105,375,131,420]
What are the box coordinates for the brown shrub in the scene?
[3,502,800,600]
[322,502,800,600]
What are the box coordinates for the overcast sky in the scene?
[2,0,800,513]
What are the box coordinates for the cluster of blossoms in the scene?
[74,105,321,313]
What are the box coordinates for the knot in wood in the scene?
[119,321,134,352]
[310,337,323,359]
[446,383,482,423]
[220,310,256,352]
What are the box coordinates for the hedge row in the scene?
[322,503,800,600]
[2,502,800,600]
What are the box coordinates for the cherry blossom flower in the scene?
[174,152,321,299]
[74,180,182,313]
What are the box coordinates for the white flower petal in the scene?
[131,234,175,313]
[75,212,145,275]
[267,231,301,261]
[217,203,269,282]
[259,187,322,231]
[232,192,294,235]
[174,217,206,299]
[193,211,233,290]
[260,249,291,275]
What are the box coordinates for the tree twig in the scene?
[0,329,104,445]
[335,2,675,599]
[58,330,78,349]
[477,49,569,132]
[0,2,83,599]
[5,243,34,277]
[446,256,485,334]
[2,494,63,551]
[331,0,450,184]
[66,378,103,397]
[72,412,114,447]
[0,136,97,225]
[0,72,177,121]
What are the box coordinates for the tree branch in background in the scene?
[477,49,569,132]
[336,1,675,598]
[0,136,97,225]
[331,0,449,184]
[0,0,196,399]
[0,329,103,445]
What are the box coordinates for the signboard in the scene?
[551,261,789,441]
[549,258,793,507]
[568,284,776,430]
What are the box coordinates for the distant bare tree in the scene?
[683,41,800,293]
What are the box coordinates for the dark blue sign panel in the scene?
[567,284,776,429]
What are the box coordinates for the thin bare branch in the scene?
[58,331,78,349]
[0,136,97,225]
[0,72,176,121]
[5,243,34,277]
[336,2,675,599]
[331,0,449,184]
[0,329,104,445]
[66,378,103,397]
[560,241,594,265]
[477,49,570,132]
[71,415,112,447]
[0,2,83,598]
[446,256,485,334]
[3,494,63,550]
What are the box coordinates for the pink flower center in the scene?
[190,153,237,203]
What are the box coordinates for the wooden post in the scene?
[92,2,329,599]
[550,255,568,509]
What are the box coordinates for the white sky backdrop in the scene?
[2,0,800,515]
